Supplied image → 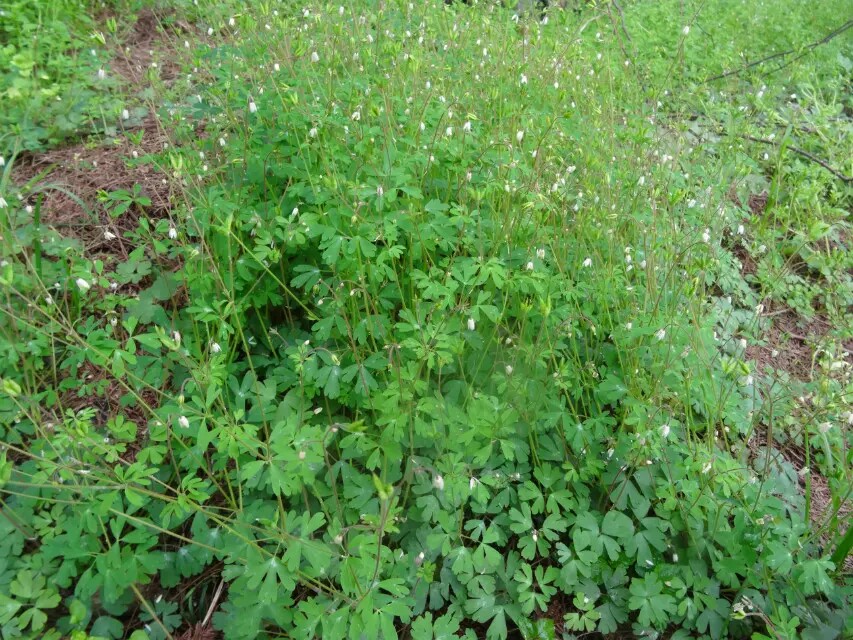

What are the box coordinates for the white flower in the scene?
[433,475,445,491]
[702,462,712,474]
[660,424,671,438]
[702,228,710,243]
[218,137,226,147]
[520,74,528,85]
[637,175,645,186]
[104,230,117,241]
[168,226,178,239]
[536,248,545,259]
[274,62,280,72]
[351,110,361,121]
[445,126,453,137]
[311,51,320,63]
[75,278,91,292]
[463,121,471,132]
[469,477,479,491]
[625,322,633,330]
[505,365,513,375]
[121,109,129,120]
[655,328,667,341]
[249,100,258,114]
[98,68,106,80]
[178,415,190,429]
[525,261,534,271]
[582,257,592,268]
[376,185,384,198]
[739,338,747,350]
[45,295,54,305]
[737,224,745,235]
[172,331,181,345]
[339,6,345,15]
[682,25,690,35]
[425,81,431,90]
[211,342,222,354]
[309,127,318,138]
[467,317,476,331]
[0,197,8,209]
[228,17,235,26]
[516,130,524,143]
[0,156,4,167]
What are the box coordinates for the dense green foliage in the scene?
[1,1,851,639]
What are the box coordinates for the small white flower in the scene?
[520,74,528,85]
[637,175,645,186]
[248,100,258,114]
[433,475,445,491]
[298,450,306,460]
[505,365,513,375]
[739,338,747,350]
[445,126,453,137]
[172,331,181,345]
[218,137,226,147]
[311,51,320,63]
[463,121,471,133]
[655,328,666,341]
[211,342,222,354]
[104,230,117,241]
[737,224,745,235]
[625,322,633,330]
[45,295,54,305]
[75,278,91,292]
[98,68,106,80]
[207,27,213,36]
[121,109,130,120]
[178,415,190,429]
[661,424,671,438]
[702,462,712,474]
[525,261,534,271]
[0,197,7,209]
[467,317,476,331]
[228,17,235,26]
[376,185,384,198]
[419,122,426,132]
[309,127,318,138]
[516,130,524,143]
[582,257,592,268]
[168,226,178,239]
[339,6,345,15]
[536,248,545,259]
[672,553,679,562]
[702,228,711,243]
[0,156,4,167]
[469,476,479,491]
[274,62,281,72]
[682,25,690,35]
[351,110,361,121]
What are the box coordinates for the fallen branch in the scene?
[743,135,852,183]
[704,19,853,83]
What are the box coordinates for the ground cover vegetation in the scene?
[0,0,851,638]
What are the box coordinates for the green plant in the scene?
[0,1,851,639]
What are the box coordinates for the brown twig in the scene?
[743,135,852,183]
[704,19,853,83]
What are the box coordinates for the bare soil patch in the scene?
[12,116,173,256]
